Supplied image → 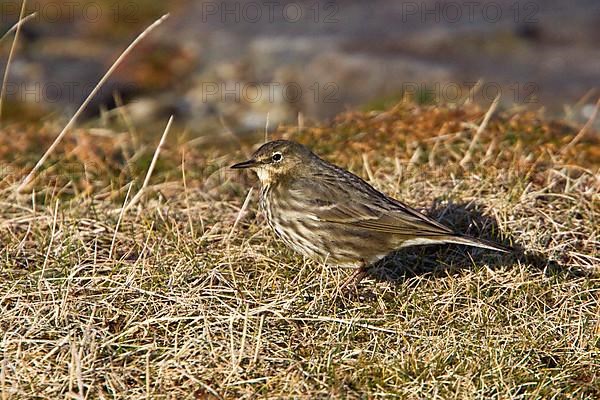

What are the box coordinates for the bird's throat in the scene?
[255,168,272,185]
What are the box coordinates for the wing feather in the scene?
[288,166,454,237]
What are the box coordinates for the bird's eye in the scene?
[272,152,283,162]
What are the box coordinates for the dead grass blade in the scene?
[562,97,600,154]
[0,11,36,44]
[121,115,174,214]
[227,187,254,242]
[15,13,170,193]
[0,0,29,123]
[460,93,501,167]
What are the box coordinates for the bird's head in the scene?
[231,140,313,185]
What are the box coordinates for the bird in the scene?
[231,140,509,288]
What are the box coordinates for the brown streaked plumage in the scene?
[231,140,509,287]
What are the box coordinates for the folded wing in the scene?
[290,169,454,238]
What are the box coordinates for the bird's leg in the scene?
[339,261,370,290]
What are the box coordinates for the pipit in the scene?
[232,140,509,288]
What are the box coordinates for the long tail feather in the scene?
[442,235,511,253]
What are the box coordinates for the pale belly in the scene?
[260,189,391,266]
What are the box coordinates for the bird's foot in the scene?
[339,263,369,292]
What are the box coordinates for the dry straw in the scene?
[120,115,175,214]
[15,13,170,193]
[460,93,501,166]
[0,0,32,123]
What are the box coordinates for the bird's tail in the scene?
[441,234,511,253]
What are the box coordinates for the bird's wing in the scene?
[290,170,453,237]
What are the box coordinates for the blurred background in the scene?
[1,0,598,135]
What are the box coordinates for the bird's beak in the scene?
[230,159,257,169]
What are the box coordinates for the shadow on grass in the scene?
[363,201,585,285]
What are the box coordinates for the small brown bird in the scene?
[232,140,508,287]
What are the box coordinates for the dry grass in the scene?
[0,102,599,398]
